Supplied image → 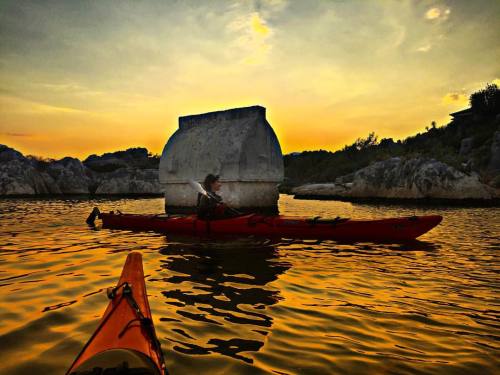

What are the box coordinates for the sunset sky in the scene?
[0,0,499,159]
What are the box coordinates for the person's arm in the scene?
[207,191,222,203]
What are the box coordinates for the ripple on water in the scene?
[0,196,499,374]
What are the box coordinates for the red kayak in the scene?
[66,252,167,375]
[94,210,442,241]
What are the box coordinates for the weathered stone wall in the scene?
[164,181,280,209]
[159,106,284,212]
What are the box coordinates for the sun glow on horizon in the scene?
[0,0,499,160]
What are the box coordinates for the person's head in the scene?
[203,174,221,192]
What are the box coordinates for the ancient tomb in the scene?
[159,105,283,213]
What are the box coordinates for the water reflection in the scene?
[1,197,499,375]
[153,238,290,364]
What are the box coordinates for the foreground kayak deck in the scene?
[67,252,167,375]
[98,212,442,242]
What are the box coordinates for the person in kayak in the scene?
[197,174,238,220]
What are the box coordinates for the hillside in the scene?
[283,84,500,191]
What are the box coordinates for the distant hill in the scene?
[283,83,500,191]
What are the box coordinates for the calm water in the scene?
[0,195,498,375]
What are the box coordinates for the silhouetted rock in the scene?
[0,145,57,194]
[94,168,161,194]
[45,157,90,194]
[489,131,500,172]
[0,145,161,195]
[293,157,498,200]
[0,145,24,162]
[84,156,128,172]
[84,147,154,172]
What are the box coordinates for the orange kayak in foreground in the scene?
[94,211,443,242]
[66,252,167,375]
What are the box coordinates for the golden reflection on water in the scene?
[0,195,498,374]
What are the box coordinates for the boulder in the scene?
[0,145,59,195]
[94,168,161,194]
[294,157,495,200]
[46,157,90,194]
[0,159,36,194]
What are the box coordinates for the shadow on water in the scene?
[153,237,290,364]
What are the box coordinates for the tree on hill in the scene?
[470,83,500,115]
[354,132,378,150]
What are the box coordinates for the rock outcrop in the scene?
[293,157,498,200]
[94,168,161,195]
[84,148,153,172]
[45,157,90,194]
[0,145,161,196]
[0,145,57,194]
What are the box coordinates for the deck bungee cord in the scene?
[66,253,167,375]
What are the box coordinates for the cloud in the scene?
[425,7,451,21]
[251,12,270,36]
[35,82,106,100]
[2,132,32,137]
[38,82,83,91]
[227,11,274,65]
[442,92,468,105]
[416,44,432,52]
[255,0,289,16]
[0,94,89,115]
[1,0,499,157]
[27,102,87,115]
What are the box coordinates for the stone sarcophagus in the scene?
[159,106,283,213]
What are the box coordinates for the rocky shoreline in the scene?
[0,145,162,196]
[291,157,499,204]
[2,144,499,205]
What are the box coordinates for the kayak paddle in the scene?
[188,179,241,216]
[188,179,209,197]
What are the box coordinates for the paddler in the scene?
[197,174,239,219]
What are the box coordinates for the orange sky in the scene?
[0,0,499,159]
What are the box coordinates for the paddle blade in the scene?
[188,179,207,196]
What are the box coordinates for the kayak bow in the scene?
[66,252,167,375]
